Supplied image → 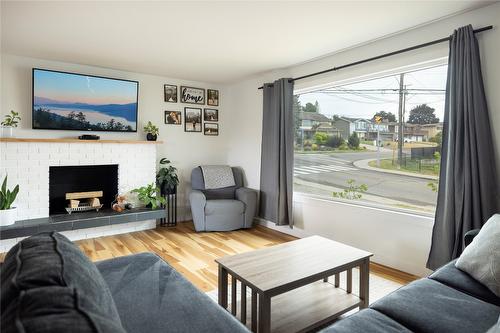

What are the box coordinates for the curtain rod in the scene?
[258,25,493,90]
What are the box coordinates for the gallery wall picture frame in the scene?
[184,107,202,132]
[207,89,219,106]
[164,84,178,103]
[204,123,219,136]
[180,86,205,105]
[165,111,182,125]
[203,108,218,122]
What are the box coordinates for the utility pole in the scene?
[397,73,405,168]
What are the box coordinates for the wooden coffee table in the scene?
[215,236,373,333]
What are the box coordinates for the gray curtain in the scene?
[427,25,498,270]
[259,78,294,227]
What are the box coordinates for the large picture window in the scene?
[293,64,447,214]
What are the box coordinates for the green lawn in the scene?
[295,148,370,154]
[368,158,440,176]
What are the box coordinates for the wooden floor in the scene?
[1,222,418,291]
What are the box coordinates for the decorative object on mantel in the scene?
[204,108,218,122]
[111,194,131,212]
[180,86,205,105]
[156,158,179,227]
[65,191,103,214]
[1,110,21,138]
[132,183,166,209]
[207,89,219,106]
[164,84,178,103]
[165,111,182,125]
[144,121,159,141]
[0,176,19,226]
[184,107,202,132]
[78,134,100,140]
[204,123,219,136]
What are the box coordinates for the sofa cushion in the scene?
[205,199,245,215]
[456,214,500,297]
[371,279,500,333]
[0,232,122,327]
[95,252,249,333]
[1,286,125,333]
[430,259,500,306]
[320,309,412,333]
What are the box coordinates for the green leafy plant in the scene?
[332,179,368,200]
[156,158,179,192]
[1,111,21,127]
[326,135,344,148]
[0,176,19,210]
[314,132,328,145]
[427,181,438,192]
[348,132,360,149]
[143,121,159,136]
[132,183,166,209]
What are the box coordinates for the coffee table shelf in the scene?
[271,282,361,333]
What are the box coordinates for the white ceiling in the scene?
[1,1,494,83]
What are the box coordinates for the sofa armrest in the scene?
[236,187,258,228]
[189,190,207,230]
[464,229,480,247]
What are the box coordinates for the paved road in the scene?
[294,152,438,207]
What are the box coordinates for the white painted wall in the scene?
[225,3,500,276]
[1,54,229,220]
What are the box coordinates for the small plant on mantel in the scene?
[156,158,179,195]
[144,121,159,141]
[0,175,20,226]
[132,183,166,209]
[1,111,21,138]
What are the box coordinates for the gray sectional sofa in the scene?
[322,231,500,333]
[0,232,249,333]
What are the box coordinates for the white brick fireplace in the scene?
[1,140,157,220]
[0,139,160,251]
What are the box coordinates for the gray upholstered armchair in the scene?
[189,166,258,232]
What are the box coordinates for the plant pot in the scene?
[146,133,157,141]
[161,184,177,196]
[0,207,17,226]
[1,126,14,138]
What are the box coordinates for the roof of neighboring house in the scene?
[338,117,371,123]
[299,112,331,123]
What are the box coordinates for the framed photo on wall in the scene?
[204,108,218,122]
[204,123,218,136]
[207,89,219,106]
[164,84,178,103]
[165,111,182,125]
[184,107,202,132]
[180,86,205,105]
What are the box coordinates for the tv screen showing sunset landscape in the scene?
[32,68,138,132]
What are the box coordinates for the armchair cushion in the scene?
[236,187,258,228]
[205,200,245,216]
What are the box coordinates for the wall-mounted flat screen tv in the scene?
[32,68,139,132]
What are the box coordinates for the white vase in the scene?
[1,126,14,138]
[0,207,17,226]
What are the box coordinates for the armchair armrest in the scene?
[236,187,258,228]
[189,190,207,231]
[464,229,480,247]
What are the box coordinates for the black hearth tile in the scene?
[109,213,137,224]
[22,217,50,227]
[0,226,39,240]
[73,217,110,229]
[49,214,80,223]
[38,222,74,233]
[0,220,25,230]
[137,209,166,221]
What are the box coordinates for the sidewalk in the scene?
[354,158,439,180]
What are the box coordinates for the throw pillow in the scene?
[456,214,500,297]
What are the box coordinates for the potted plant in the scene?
[144,121,159,141]
[131,183,166,209]
[156,158,179,195]
[1,111,21,138]
[0,176,20,226]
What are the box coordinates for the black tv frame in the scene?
[32,68,139,133]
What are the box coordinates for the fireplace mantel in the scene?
[0,138,163,144]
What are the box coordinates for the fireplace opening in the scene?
[49,165,118,215]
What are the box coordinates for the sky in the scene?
[34,69,138,105]
[297,65,447,122]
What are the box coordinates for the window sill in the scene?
[293,191,435,221]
